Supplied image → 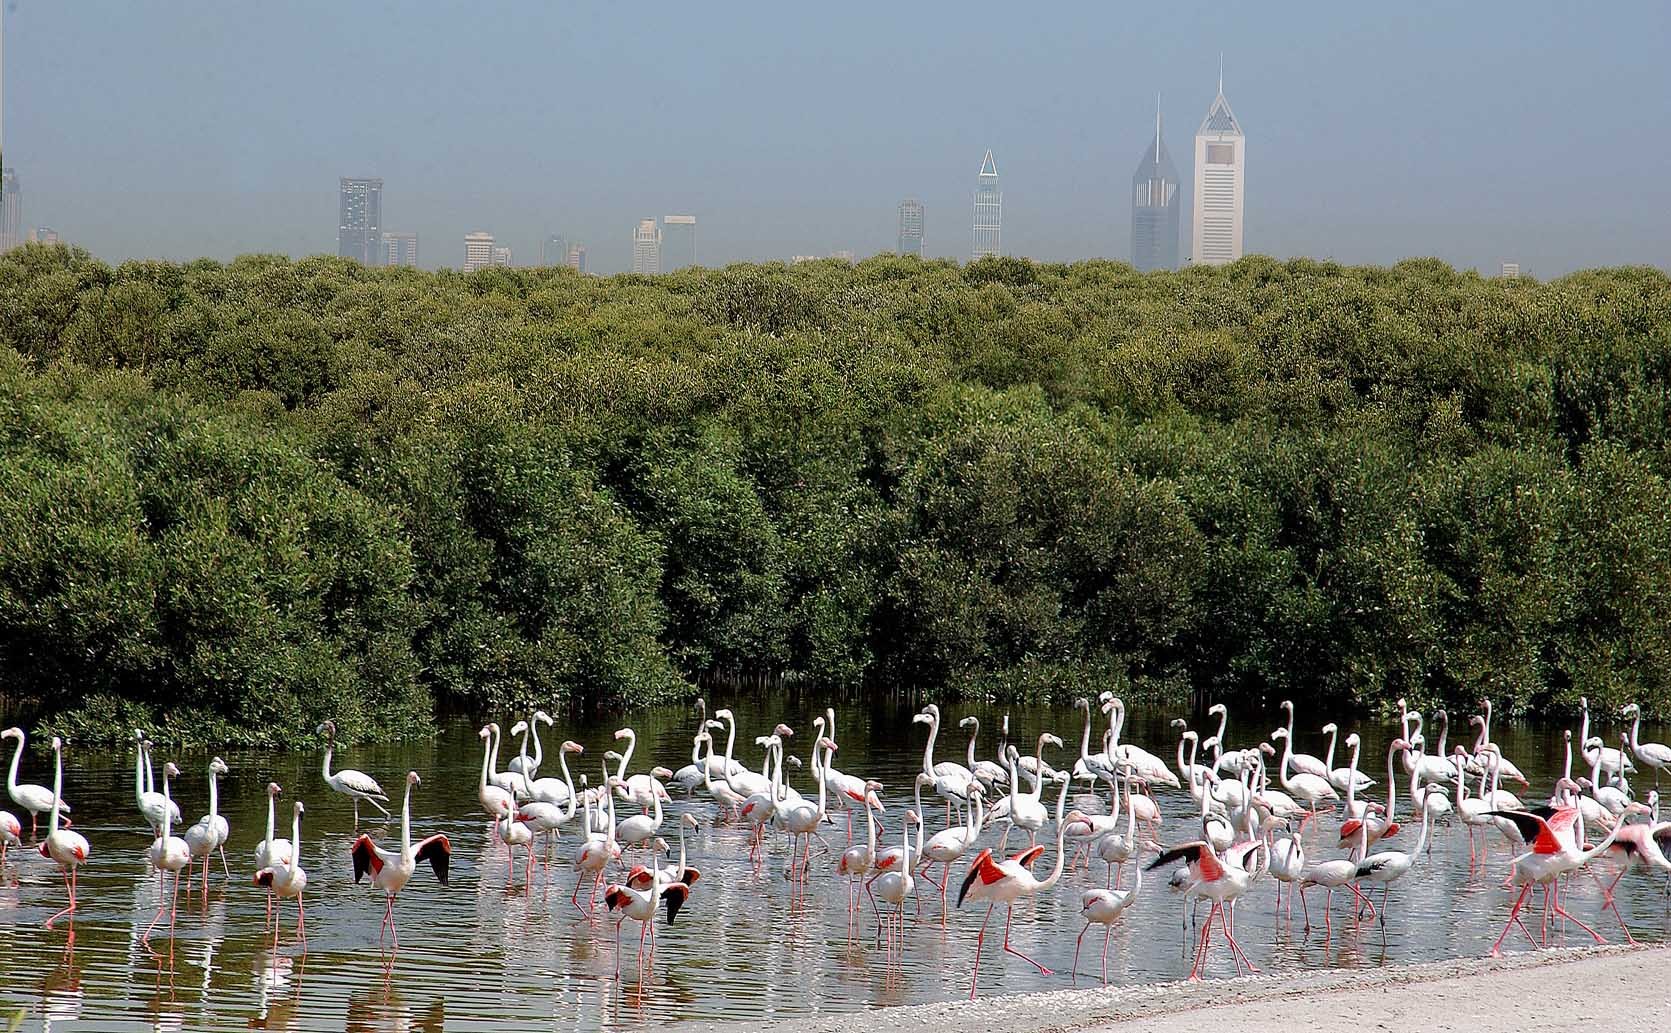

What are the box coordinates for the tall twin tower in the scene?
[1134,72,1244,270]
[965,73,1242,269]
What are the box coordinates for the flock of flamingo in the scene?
[5,694,1671,998]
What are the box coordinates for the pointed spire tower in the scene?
[1131,93,1180,271]
[972,149,1002,259]
[1190,62,1245,265]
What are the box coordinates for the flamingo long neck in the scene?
[208,766,220,821]
[921,713,939,778]
[529,719,545,770]
[1177,733,1190,782]
[1562,738,1573,783]
[1078,705,1093,764]
[1213,709,1228,750]
[49,743,64,836]
[144,744,155,793]
[995,717,1009,767]
[1410,801,1431,857]
[813,741,829,818]
[558,751,579,820]
[478,732,493,791]
[1580,812,1626,863]
[648,786,663,827]
[265,789,278,849]
[517,727,531,775]
[1579,702,1591,756]
[615,731,635,782]
[1345,742,1360,810]
[1385,744,1398,818]
[1030,735,1050,802]
[161,768,175,838]
[721,717,735,773]
[1629,710,1642,752]
[133,744,146,806]
[900,818,911,878]
[289,807,303,874]
[966,720,979,769]
[967,785,982,836]
[1005,751,1020,808]
[1482,701,1494,743]
[1323,727,1338,769]
[1277,732,1295,780]
[1588,743,1604,793]
[1035,778,1072,891]
[1122,776,1136,839]
[864,795,876,853]
[400,780,413,858]
[322,738,335,783]
[1453,755,1467,806]
[1434,714,1448,756]
[1112,700,1126,749]
[1284,704,1297,749]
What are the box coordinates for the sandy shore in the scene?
[681,945,1669,1033]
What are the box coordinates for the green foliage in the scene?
[2,242,1670,742]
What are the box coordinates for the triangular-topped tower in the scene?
[1132,94,1180,271]
[1191,63,1245,266]
[973,150,1002,259]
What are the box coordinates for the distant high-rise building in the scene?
[972,150,1001,259]
[382,232,419,267]
[337,177,384,265]
[567,245,588,274]
[463,231,496,272]
[0,169,20,253]
[1131,96,1181,272]
[830,250,855,262]
[1190,66,1245,266]
[491,245,513,268]
[662,215,696,271]
[1500,262,1521,279]
[543,234,569,267]
[29,227,61,246]
[632,218,661,274]
[898,199,925,256]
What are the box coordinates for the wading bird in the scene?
[319,721,388,828]
[350,771,451,949]
[255,800,309,954]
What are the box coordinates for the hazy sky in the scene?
[4,2,1667,275]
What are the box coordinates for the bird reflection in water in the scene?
[346,983,444,1033]
[250,953,302,1031]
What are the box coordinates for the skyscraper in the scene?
[543,234,569,267]
[662,215,696,271]
[463,231,495,272]
[0,169,20,253]
[567,245,588,274]
[1131,97,1181,272]
[491,245,513,268]
[1190,66,1245,266]
[382,232,419,267]
[337,177,384,265]
[632,219,661,274]
[28,228,61,246]
[898,199,925,256]
[972,150,1001,259]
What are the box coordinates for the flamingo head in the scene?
[1470,715,1485,729]
[1259,742,1276,756]
[604,750,622,763]
[1622,703,1640,717]
[1208,704,1226,718]
[0,727,21,742]
[912,713,932,726]
[786,756,802,770]
[818,737,837,753]
[1280,699,1293,713]
[1321,722,1338,735]
[682,813,700,830]
[478,726,492,740]
[713,708,734,722]
[613,728,632,741]
[406,771,422,787]
[1170,719,1187,730]
[1270,727,1288,741]
[1042,734,1063,749]
[562,740,583,754]
[1623,800,1652,818]
[774,724,794,738]
[1390,738,1412,753]
[293,800,305,816]
[210,757,228,775]
[1202,735,1220,751]
[705,721,725,733]
[511,721,528,736]
[1563,729,1572,742]
[317,720,337,738]
[535,711,555,726]
[1075,697,1090,713]
[164,761,180,777]
[268,782,282,797]
[960,716,978,728]
[1345,733,1360,748]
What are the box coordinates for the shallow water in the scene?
[2,698,1669,1032]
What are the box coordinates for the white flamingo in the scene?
[183,756,231,893]
[318,720,388,828]
[255,800,309,954]
[4,726,70,839]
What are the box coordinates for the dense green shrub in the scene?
[2,242,1669,743]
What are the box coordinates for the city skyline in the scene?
[1130,98,1180,272]
[5,5,1668,275]
[1190,69,1244,266]
[336,177,382,265]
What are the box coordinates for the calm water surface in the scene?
[3,699,1670,1032]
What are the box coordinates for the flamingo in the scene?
[1104,697,1180,789]
[37,737,88,930]
[837,782,882,919]
[1073,858,1142,985]
[1469,703,1529,786]
[507,711,550,779]
[572,774,622,913]
[255,800,308,954]
[1268,813,1310,924]
[1578,696,1633,777]
[142,761,192,947]
[183,756,231,893]
[1320,723,1374,794]
[705,711,769,798]
[253,782,293,925]
[1594,790,1671,944]
[703,730,750,818]
[494,798,536,889]
[1622,704,1671,788]
[1205,704,1252,776]
[957,772,1072,998]
[0,809,20,867]
[132,732,177,834]
[516,740,583,864]
[961,717,1009,788]
[1003,735,1061,850]
[477,724,515,821]
[1586,736,1631,816]
[923,783,984,911]
[1452,747,1496,865]
[349,771,451,950]
[1299,820,1380,937]
[318,720,388,828]
[871,809,916,959]
[915,705,975,820]
[1276,701,1330,781]
[612,772,665,866]
[1354,764,1436,921]
[1485,800,1642,955]
[4,726,70,839]
[777,736,836,886]
[1337,735,1400,852]
[612,726,677,810]
[602,864,688,981]
[1093,773,1142,889]
[1146,835,1262,980]
[1270,727,1337,813]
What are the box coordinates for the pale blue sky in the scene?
[4,1,1667,275]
